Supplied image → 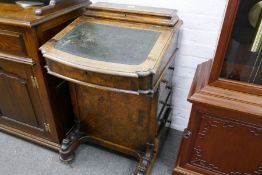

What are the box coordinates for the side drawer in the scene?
[157,63,174,117]
[0,29,27,57]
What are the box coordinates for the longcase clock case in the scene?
[174,0,262,175]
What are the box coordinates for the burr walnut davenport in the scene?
[174,0,262,175]
[0,0,90,150]
[40,2,182,174]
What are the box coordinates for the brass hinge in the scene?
[183,128,192,139]
[44,122,51,133]
[31,76,39,89]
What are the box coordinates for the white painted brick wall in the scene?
[92,0,228,131]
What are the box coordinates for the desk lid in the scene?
[40,3,181,78]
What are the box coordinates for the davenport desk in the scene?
[40,2,182,174]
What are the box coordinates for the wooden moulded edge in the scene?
[188,60,262,122]
[0,123,60,151]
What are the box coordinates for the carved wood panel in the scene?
[190,113,262,175]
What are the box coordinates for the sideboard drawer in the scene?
[0,29,27,57]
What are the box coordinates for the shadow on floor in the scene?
[0,129,182,175]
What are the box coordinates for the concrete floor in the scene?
[0,129,182,175]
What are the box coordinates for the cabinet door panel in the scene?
[0,70,39,127]
[0,60,45,134]
[178,109,262,175]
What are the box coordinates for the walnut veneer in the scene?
[40,2,182,174]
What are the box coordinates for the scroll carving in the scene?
[190,114,262,174]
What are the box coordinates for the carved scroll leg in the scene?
[134,143,156,175]
[59,121,87,162]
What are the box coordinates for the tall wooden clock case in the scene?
[174,0,262,174]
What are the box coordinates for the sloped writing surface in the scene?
[55,22,160,65]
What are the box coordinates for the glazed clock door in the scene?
[0,59,47,137]
[220,0,262,85]
[209,0,262,95]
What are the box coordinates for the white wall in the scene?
[92,0,228,131]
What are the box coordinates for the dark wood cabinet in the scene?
[174,0,262,174]
[0,0,90,149]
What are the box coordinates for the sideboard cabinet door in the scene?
[0,59,47,137]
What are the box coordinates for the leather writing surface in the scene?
[55,22,160,65]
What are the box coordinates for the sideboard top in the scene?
[0,0,90,27]
[0,3,40,26]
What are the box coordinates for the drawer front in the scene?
[46,59,141,91]
[158,85,171,116]
[157,107,172,133]
[0,29,27,57]
[159,63,174,98]
[159,78,172,100]
[157,91,171,119]
[157,64,174,117]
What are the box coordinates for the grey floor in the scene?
[0,129,182,175]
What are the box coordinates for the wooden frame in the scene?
[209,0,262,96]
